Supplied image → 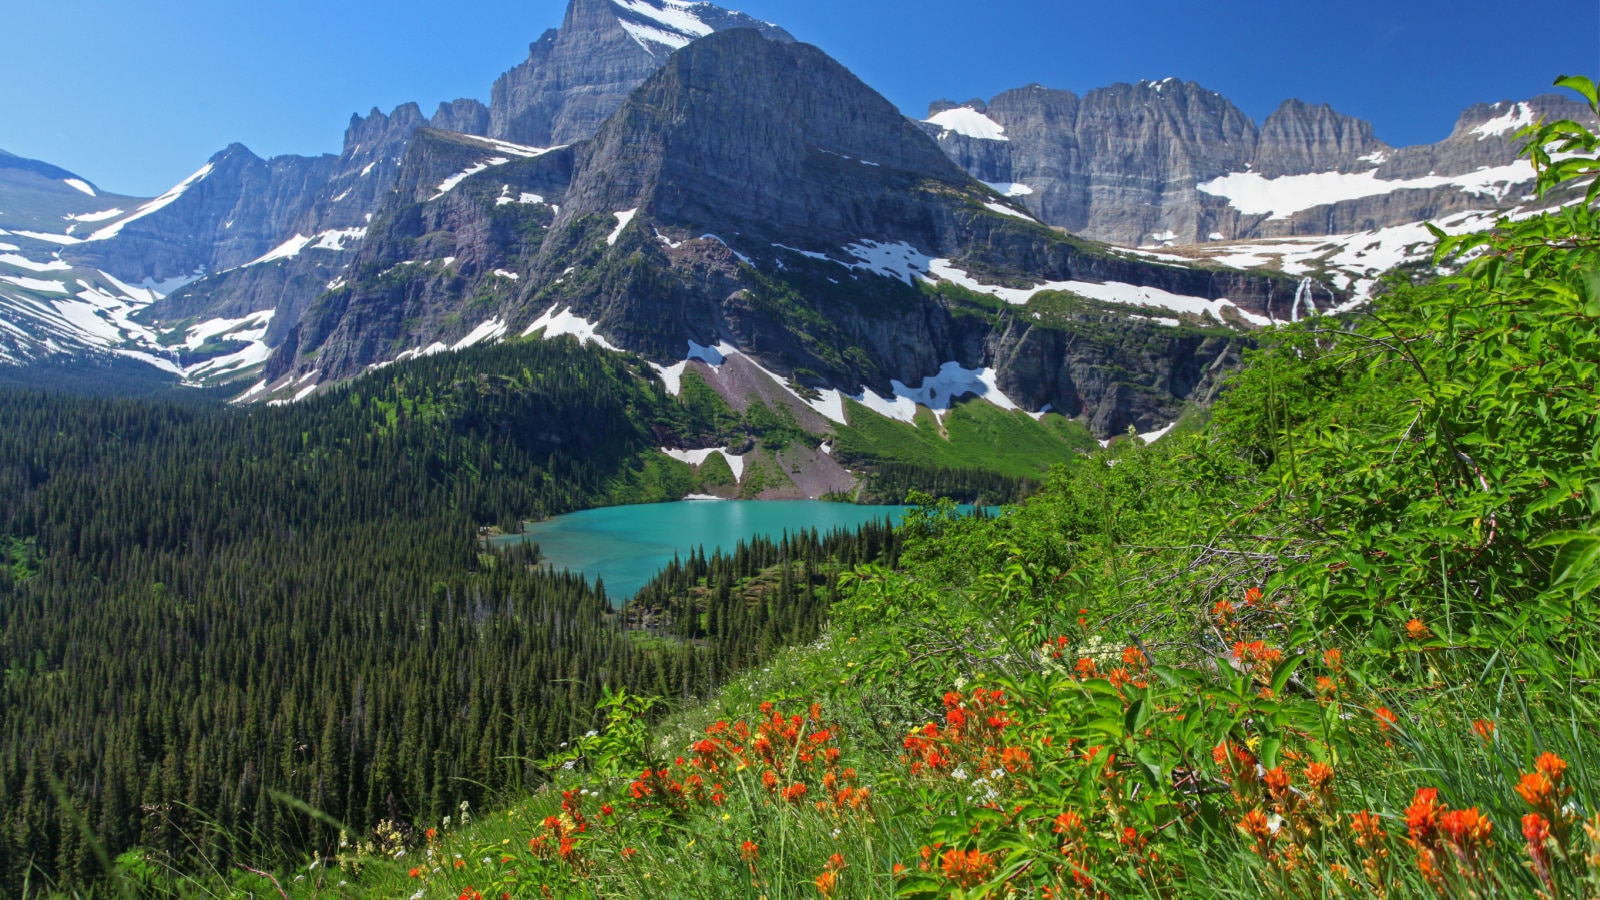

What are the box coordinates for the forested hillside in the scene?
[270,78,1600,900]
[0,339,913,895]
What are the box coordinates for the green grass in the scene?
[832,398,1090,481]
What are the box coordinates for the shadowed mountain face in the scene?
[924,82,1593,246]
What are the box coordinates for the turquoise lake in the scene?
[492,500,944,601]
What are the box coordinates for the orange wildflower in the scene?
[1000,746,1033,772]
[1471,719,1495,741]
[1535,751,1568,783]
[1515,772,1558,811]
[1349,810,1387,848]
[1244,586,1264,606]
[1122,646,1146,669]
[621,847,637,860]
[1238,809,1274,849]
[408,867,422,878]
[1264,766,1292,797]
[1439,807,1492,848]
[1404,618,1430,640]
[1522,812,1550,845]
[1405,788,1442,847]
[740,840,759,864]
[939,848,997,888]
[1305,761,1335,793]
[1524,813,1555,894]
[1053,810,1085,837]
[814,870,838,897]
[1374,707,1399,731]
[1323,648,1342,671]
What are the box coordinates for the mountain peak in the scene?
[555,27,966,246]
[489,0,791,147]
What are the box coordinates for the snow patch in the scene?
[926,260,1269,326]
[649,361,687,395]
[13,230,83,246]
[1197,161,1536,220]
[62,178,96,197]
[452,317,508,350]
[619,19,693,51]
[312,227,366,251]
[699,234,752,265]
[522,305,621,351]
[183,309,274,350]
[984,201,1039,222]
[0,254,71,273]
[64,208,124,223]
[1471,102,1536,140]
[982,181,1034,197]
[497,187,545,207]
[1139,423,1176,444]
[2,275,68,294]
[608,208,638,246]
[925,107,1009,141]
[452,134,554,158]
[661,447,747,481]
[842,240,932,285]
[773,243,831,261]
[870,362,1021,424]
[246,234,314,266]
[1185,204,1528,302]
[613,0,715,36]
[433,159,508,199]
[492,269,520,280]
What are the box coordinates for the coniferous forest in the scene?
[0,339,901,894]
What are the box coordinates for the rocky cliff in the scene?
[489,0,792,147]
[926,84,1592,246]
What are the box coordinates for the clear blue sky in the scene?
[5,0,1596,197]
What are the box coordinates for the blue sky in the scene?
[5,0,1596,197]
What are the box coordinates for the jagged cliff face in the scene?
[263,30,1293,438]
[490,0,792,147]
[926,84,1592,246]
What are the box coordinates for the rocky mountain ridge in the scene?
[925,81,1590,247]
[253,29,1296,449]
[0,0,1584,455]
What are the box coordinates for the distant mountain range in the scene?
[0,0,1586,441]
